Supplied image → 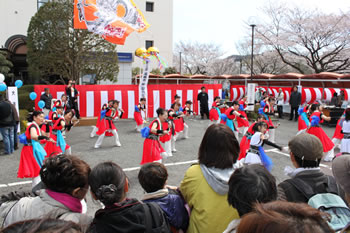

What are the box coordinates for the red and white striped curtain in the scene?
[230,85,350,104]
[34,84,222,118]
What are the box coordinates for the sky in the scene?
[173,0,350,56]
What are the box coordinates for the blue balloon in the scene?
[29,92,37,100]
[38,100,45,109]
[0,83,7,92]
[15,80,23,88]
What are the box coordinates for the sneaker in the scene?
[161,152,168,158]
[90,133,95,138]
[167,153,173,157]
[184,136,189,139]
[115,142,122,147]
[94,145,100,149]
[172,148,177,153]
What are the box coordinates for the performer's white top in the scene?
[244,132,263,165]
[341,120,350,153]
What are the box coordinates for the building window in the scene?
[146,2,154,12]
[37,0,49,10]
[145,40,154,49]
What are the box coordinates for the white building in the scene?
[0,0,173,84]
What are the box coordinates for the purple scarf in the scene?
[46,189,82,213]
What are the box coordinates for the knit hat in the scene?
[332,154,350,194]
[288,133,323,161]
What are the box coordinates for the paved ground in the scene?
[0,116,337,216]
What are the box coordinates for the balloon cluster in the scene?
[135,47,167,70]
[29,91,45,109]
[0,73,24,92]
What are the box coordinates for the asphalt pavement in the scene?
[0,116,337,216]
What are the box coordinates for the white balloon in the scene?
[0,74,4,83]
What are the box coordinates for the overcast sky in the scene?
[173,0,350,55]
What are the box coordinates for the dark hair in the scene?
[214,96,220,101]
[345,108,350,121]
[310,104,319,113]
[138,162,168,193]
[61,94,67,99]
[112,100,120,105]
[140,98,146,102]
[44,88,49,91]
[174,94,180,100]
[257,114,264,120]
[252,121,268,132]
[262,91,267,95]
[89,162,126,206]
[227,164,277,217]
[1,218,83,233]
[185,100,192,105]
[333,92,338,97]
[293,155,321,168]
[40,155,91,195]
[64,109,74,117]
[108,99,114,104]
[201,86,205,89]
[198,124,240,169]
[233,101,239,106]
[156,108,166,116]
[27,110,44,122]
[268,97,275,102]
[237,201,334,233]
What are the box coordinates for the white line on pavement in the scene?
[8,181,33,187]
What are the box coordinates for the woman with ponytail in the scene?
[88,162,170,233]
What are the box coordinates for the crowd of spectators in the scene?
[1,124,350,233]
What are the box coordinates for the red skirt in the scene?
[96,118,117,135]
[237,111,249,127]
[18,145,41,178]
[141,138,165,164]
[44,134,71,157]
[298,116,308,131]
[307,127,334,152]
[333,119,344,139]
[209,108,219,121]
[238,136,251,160]
[174,118,185,132]
[134,111,144,126]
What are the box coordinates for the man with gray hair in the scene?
[40,88,52,116]
[278,133,344,203]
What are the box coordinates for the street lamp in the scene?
[179,52,182,75]
[250,23,256,82]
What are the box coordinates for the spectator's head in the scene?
[288,133,323,168]
[1,218,83,233]
[333,92,338,97]
[44,88,50,95]
[332,154,350,204]
[227,164,277,217]
[138,162,168,193]
[345,108,350,121]
[198,124,240,169]
[293,85,298,92]
[89,162,128,206]
[140,97,146,104]
[27,110,44,124]
[237,201,334,233]
[156,108,168,122]
[40,155,91,200]
[201,86,206,92]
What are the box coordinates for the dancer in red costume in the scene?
[44,101,71,156]
[221,101,248,141]
[141,108,169,164]
[18,111,55,188]
[171,94,181,109]
[263,96,279,142]
[94,100,124,148]
[178,100,195,139]
[134,98,147,132]
[307,104,335,161]
[298,104,310,133]
[90,100,113,138]
[237,95,250,136]
[209,96,222,124]
[332,110,345,149]
[173,103,186,138]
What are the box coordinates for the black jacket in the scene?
[40,93,52,110]
[88,198,170,233]
[197,92,208,107]
[289,91,301,107]
[278,170,345,203]
[0,101,15,127]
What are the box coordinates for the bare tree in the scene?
[256,2,350,73]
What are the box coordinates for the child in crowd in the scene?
[138,162,189,233]
[88,162,170,233]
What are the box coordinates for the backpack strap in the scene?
[285,178,316,200]
[326,176,340,195]
[142,203,153,233]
